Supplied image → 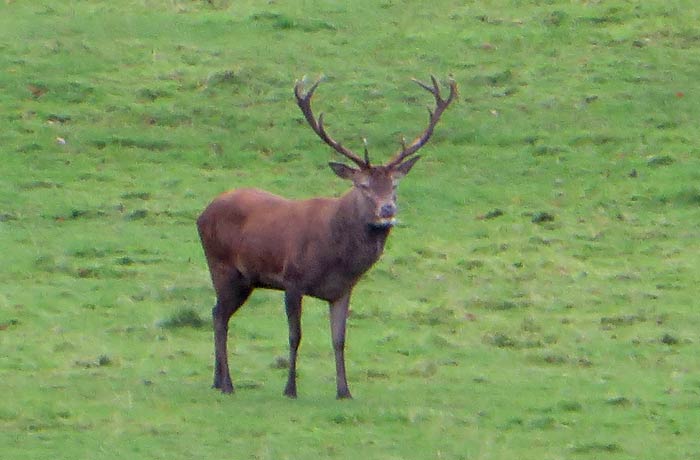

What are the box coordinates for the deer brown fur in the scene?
[197,76,456,399]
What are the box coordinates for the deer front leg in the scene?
[284,290,303,398]
[329,293,352,399]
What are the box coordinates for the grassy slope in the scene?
[2,0,700,458]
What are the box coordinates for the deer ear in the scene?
[329,162,358,181]
[392,155,421,179]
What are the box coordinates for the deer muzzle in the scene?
[371,202,397,228]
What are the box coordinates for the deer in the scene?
[196,75,457,399]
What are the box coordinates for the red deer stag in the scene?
[197,76,457,399]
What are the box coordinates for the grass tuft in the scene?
[660,333,679,346]
[571,442,623,454]
[158,309,208,329]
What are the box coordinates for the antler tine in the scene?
[294,77,368,169]
[412,75,440,97]
[362,137,371,166]
[387,75,458,168]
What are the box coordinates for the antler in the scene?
[294,77,368,169]
[386,76,457,168]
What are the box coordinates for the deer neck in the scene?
[331,188,390,266]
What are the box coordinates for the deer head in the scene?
[294,76,457,228]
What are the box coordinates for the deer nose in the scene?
[379,203,396,218]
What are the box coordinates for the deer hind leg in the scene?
[283,290,303,398]
[329,293,352,399]
[211,265,252,393]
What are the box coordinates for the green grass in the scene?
[2,0,700,458]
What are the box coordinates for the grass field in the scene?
[2,0,700,458]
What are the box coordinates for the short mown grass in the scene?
[2,1,700,459]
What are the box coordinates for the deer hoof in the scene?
[217,383,234,394]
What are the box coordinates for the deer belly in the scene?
[235,249,285,290]
[303,270,360,302]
